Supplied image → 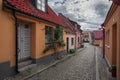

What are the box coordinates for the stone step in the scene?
[18,60,33,69]
[18,64,37,72]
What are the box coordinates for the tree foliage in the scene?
[43,26,65,54]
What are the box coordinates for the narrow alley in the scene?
[1,0,119,80]
[26,43,107,80]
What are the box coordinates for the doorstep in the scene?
[5,48,85,80]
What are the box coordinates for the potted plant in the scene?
[69,49,75,54]
[109,65,116,77]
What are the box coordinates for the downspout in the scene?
[102,26,105,58]
[12,11,19,73]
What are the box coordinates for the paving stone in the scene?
[27,43,96,80]
[6,43,110,80]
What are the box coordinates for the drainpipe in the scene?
[102,26,105,58]
[12,11,19,73]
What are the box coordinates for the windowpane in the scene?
[71,38,74,45]
[42,7,45,12]
[37,0,46,12]
[37,4,41,10]
[37,0,41,4]
[45,26,53,43]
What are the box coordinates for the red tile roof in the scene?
[58,13,75,34]
[3,0,64,26]
[93,30,103,39]
[69,20,82,34]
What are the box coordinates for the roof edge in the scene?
[3,0,64,27]
[102,3,118,27]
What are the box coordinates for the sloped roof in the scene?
[102,3,118,27]
[93,30,103,39]
[3,0,64,26]
[58,13,75,34]
[69,20,82,34]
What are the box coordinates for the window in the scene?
[78,37,79,43]
[45,26,53,44]
[37,0,46,12]
[71,38,74,45]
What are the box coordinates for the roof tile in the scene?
[4,0,64,26]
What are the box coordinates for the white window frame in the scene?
[37,0,46,12]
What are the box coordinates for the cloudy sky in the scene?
[48,0,112,30]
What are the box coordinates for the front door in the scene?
[66,37,69,53]
[18,23,31,62]
[112,24,117,65]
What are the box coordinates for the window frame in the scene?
[78,37,80,43]
[71,38,74,45]
[45,26,54,44]
[36,0,47,12]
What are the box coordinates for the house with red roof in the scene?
[93,30,103,46]
[69,20,82,49]
[58,13,83,52]
[0,0,66,79]
[58,13,76,53]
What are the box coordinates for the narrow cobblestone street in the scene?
[27,43,100,80]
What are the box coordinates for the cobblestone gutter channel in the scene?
[96,47,108,80]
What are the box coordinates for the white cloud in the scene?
[48,0,112,30]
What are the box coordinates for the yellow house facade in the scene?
[0,0,66,79]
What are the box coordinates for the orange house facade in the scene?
[102,3,120,80]
[0,0,66,79]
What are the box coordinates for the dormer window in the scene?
[37,0,46,12]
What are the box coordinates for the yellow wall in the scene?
[0,0,66,67]
[0,3,16,67]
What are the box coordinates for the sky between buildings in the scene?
[48,0,112,30]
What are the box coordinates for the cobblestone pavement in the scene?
[27,43,96,80]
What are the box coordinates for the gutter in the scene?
[12,11,19,73]
[3,1,63,27]
[102,27,105,58]
[102,3,117,26]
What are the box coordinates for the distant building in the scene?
[93,30,103,47]
[82,31,91,43]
